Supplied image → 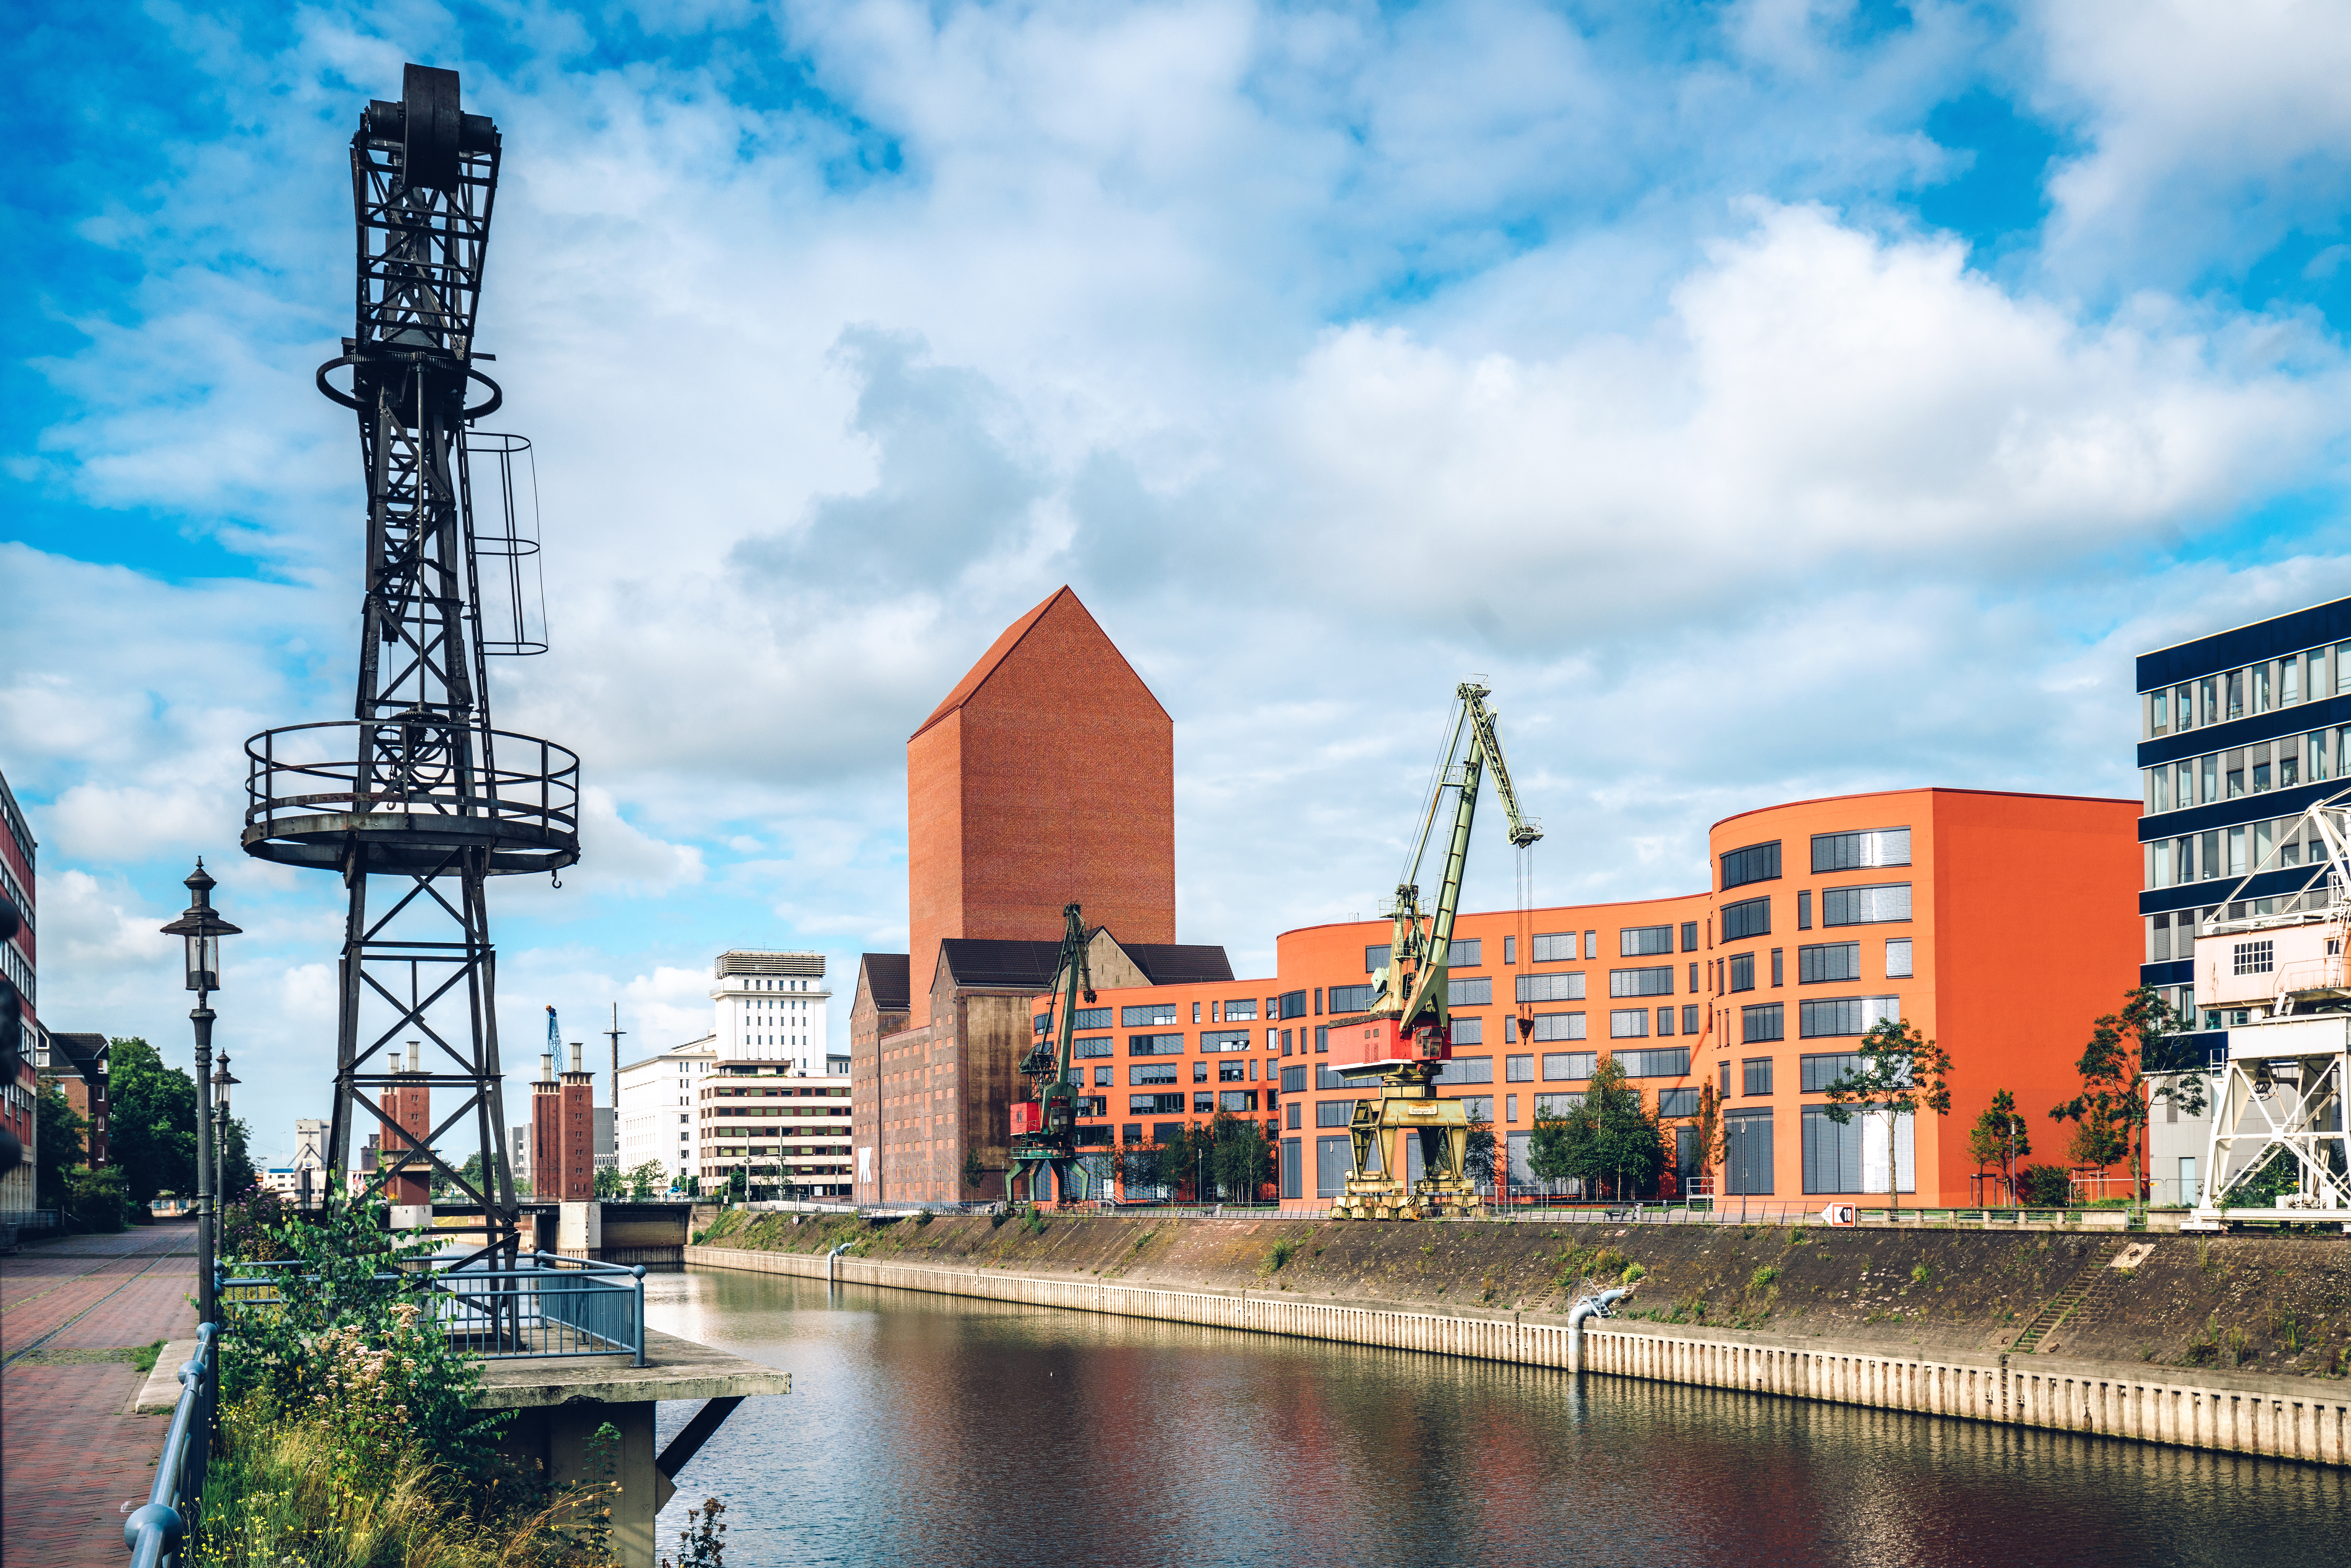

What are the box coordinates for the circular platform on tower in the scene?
[242,720,580,876]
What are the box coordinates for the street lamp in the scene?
[161,860,241,1328]
[211,1053,239,1209]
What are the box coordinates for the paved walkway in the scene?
[2,1226,198,1568]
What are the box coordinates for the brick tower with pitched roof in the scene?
[852,588,1227,1207]
[905,586,1175,1028]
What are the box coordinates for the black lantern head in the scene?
[160,859,243,992]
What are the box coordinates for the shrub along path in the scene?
[2,1226,197,1568]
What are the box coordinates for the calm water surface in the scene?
[647,1269,2344,1567]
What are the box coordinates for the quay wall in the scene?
[685,1238,2351,1468]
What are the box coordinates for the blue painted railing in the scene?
[124,1321,216,1568]
[220,1251,645,1365]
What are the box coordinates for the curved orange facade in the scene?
[1054,787,2139,1210]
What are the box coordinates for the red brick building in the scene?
[38,1034,109,1170]
[531,1043,597,1201]
[854,588,1220,1205]
[1,770,37,1218]
[379,1041,433,1206]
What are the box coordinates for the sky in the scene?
[9,0,2351,1166]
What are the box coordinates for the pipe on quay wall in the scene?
[1567,1288,1629,1375]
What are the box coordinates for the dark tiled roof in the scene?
[937,939,1064,991]
[47,1032,109,1081]
[858,954,912,1014]
[1121,944,1234,985]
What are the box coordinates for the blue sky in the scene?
[10,0,2351,1164]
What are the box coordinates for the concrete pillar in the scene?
[500,1399,667,1568]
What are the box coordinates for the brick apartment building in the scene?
[39,1032,110,1168]
[1,769,38,1218]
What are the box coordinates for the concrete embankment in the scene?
[688,1210,2351,1466]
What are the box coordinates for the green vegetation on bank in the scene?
[194,1203,640,1565]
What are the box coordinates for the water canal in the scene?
[647,1267,2347,1567]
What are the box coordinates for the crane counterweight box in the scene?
[1333,1017,1451,1073]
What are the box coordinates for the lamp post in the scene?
[211,1053,239,1209]
[161,861,240,1328]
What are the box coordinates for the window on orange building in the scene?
[1885,939,1913,978]
[1721,841,1781,889]
[1728,953,1755,992]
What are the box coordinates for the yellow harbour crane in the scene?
[1331,682,1541,1220]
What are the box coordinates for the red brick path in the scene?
[2,1227,201,1567]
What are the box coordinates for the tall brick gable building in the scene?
[854,588,1227,1205]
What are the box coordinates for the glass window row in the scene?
[2145,643,2349,739]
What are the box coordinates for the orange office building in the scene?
[1043,788,2140,1211]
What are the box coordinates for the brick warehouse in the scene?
[853,588,1224,1205]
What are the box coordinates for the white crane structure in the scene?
[2187,792,2351,1230]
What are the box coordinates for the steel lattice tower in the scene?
[243,64,577,1262]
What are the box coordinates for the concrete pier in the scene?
[471,1328,789,1568]
[690,1242,2351,1468]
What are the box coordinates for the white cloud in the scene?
[15,0,2351,1149]
[2034,0,2351,290]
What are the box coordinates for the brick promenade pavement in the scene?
[3,1227,199,1568]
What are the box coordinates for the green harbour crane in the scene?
[1332,682,1542,1220]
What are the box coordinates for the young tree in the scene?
[1692,1081,1725,1201]
[2051,986,2200,1208]
[1462,1102,1499,1195]
[593,1163,624,1199]
[219,1115,256,1202]
[1966,1089,2031,1205]
[34,1085,86,1212]
[1159,1120,1216,1202]
[1546,1056,1663,1201]
[625,1160,667,1199]
[106,1037,197,1205]
[1821,1017,1955,1216]
[1526,1103,1576,1193]
[1210,1114,1273,1203]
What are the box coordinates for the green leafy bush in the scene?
[2018,1164,2073,1208]
[219,1203,504,1472]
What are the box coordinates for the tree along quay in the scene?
[688,1209,2351,1465]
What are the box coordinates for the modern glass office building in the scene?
[2135,595,2351,1030]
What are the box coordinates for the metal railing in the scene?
[125,1322,216,1568]
[221,1251,646,1365]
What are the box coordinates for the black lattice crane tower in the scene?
[242,64,577,1264]
[1007,904,1096,1206]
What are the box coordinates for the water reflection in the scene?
[649,1270,2345,1567]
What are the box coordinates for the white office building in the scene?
[613,950,843,1192]
[618,1037,716,1189]
[714,949,831,1072]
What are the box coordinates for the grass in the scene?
[1267,1239,1298,1273]
[1749,1266,1780,1291]
[191,1408,612,1567]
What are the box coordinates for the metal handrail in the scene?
[125,1321,215,1568]
[242,720,580,837]
[220,1251,645,1366]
